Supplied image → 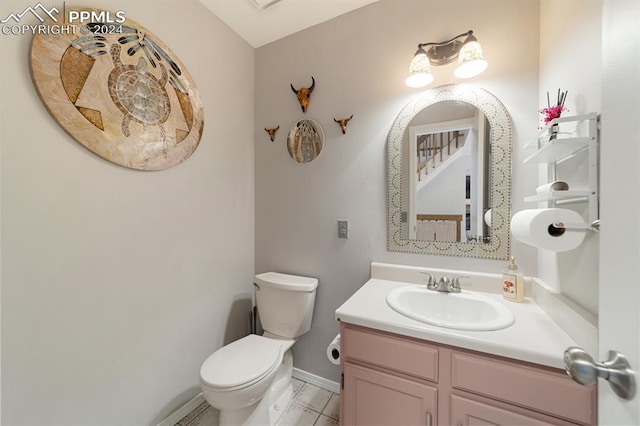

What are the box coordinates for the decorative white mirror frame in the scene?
[387,84,512,259]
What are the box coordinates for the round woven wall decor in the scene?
[30,8,204,170]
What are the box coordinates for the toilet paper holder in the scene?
[552,219,600,232]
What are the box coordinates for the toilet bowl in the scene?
[199,272,318,426]
[200,334,295,425]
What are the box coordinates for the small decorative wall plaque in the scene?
[29,8,204,170]
[286,118,324,163]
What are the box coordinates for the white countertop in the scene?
[335,277,581,370]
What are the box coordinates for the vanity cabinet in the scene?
[340,323,596,426]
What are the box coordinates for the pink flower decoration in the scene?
[540,89,568,126]
[540,104,566,125]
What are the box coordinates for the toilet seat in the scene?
[200,335,294,391]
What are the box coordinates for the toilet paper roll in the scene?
[326,334,341,365]
[510,208,586,252]
[536,180,569,195]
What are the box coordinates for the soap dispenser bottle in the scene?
[502,256,524,302]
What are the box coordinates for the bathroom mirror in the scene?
[387,84,512,259]
[287,119,324,163]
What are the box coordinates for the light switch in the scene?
[338,220,349,239]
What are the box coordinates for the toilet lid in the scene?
[200,335,292,389]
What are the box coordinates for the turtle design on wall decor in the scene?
[29,7,205,171]
[107,43,171,142]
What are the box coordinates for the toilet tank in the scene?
[254,272,318,339]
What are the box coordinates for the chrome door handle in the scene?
[564,346,636,400]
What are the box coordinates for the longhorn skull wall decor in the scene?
[334,115,353,134]
[264,126,279,142]
[290,76,315,113]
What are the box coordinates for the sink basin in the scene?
[386,286,515,331]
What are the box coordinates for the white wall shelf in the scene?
[523,190,590,204]
[523,137,591,164]
[523,113,598,149]
[522,113,600,231]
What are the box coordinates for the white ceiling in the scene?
[199,0,381,48]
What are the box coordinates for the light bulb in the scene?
[454,40,488,79]
[406,49,433,88]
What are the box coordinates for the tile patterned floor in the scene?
[176,378,339,426]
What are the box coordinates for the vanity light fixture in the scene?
[405,30,488,88]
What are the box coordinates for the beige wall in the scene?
[255,0,540,382]
[538,0,602,314]
[0,0,255,424]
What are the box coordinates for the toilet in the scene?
[200,272,318,425]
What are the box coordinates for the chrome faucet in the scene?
[421,272,468,293]
[420,272,436,289]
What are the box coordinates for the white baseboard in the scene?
[293,367,340,394]
[156,392,205,426]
